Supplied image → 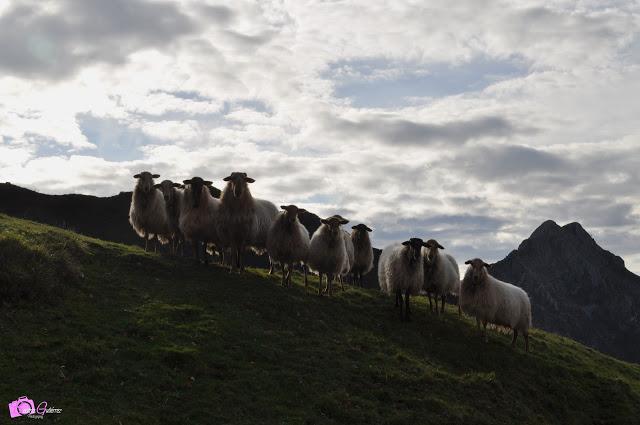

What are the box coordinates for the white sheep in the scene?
[157,180,184,255]
[128,171,170,252]
[350,223,374,286]
[461,258,532,351]
[422,239,460,315]
[266,205,310,287]
[179,177,220,264]
[378,238,428,321]
[307,216,349,296]
[217,172,277,272]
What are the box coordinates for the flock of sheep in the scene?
[129,171,532,352]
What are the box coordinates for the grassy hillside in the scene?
[1,213,639,424]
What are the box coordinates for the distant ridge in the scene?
[491,220,640,363]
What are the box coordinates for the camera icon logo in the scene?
[8,396,35,418]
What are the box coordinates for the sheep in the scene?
[378,238,428,321]
[266,205,310,287]
[128,171,170,252]
[156,180,184,255]
[307,216,349,296]
[217,172,278,273]
[179,177,220,264]
[461,258,532,351]
[350,223,374,286]
[422,239,460,315]
[328,215,354,289]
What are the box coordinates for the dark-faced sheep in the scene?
[307,216,349,296]
[156,180,184,255]
[179,177,220,264]
[217,172,278,273]
[378,238,427,321]
[461,258,532,351]
[350,223,374,286]
[266,205,310,287]
[422,239,460,315]
[129,171,170,252]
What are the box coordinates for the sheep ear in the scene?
[339,218,349,225]
[320,219,329,224]
[245,177,255,183]
[351,225,357,230]
[204,180,213,186]
[437,243,445,249]
[298,209,307,214]
[365,226,372,232]
[465,260,472,265]
[153,184,161,189]
[223,175,232,181]
[172,183,181,188]
[402,241,410,246]
[280,205,288,211]
[484,263,491,268]
[422,242,429,247]
[152,174,160,178]
[183,179,192,185]
[133,174,140,179]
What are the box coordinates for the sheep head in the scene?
[402,238,428,263]
[329,214,349,225]
[156,180,181,204]
[464,258,491,286]
[351,223,372,233]
[320,216,348,236]
[133,171,160,193]
[423,239,445,265]
[280,204,306,223]
[183,176,212,208]
[223,172,254,198]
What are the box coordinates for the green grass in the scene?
[1,213,639,424]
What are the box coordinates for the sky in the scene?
[1,0,639,273]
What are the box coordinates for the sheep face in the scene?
[156,180,181,204]
[280,204,306,223]
[320,216,348,237]
[223,172,255,198]
[330,214,349,225]
[464,258,491,286]
[183,176,212,208]
[402,238,428,263]
[133,171,160,193]
[423,239,445,265]
[351,223,372,233]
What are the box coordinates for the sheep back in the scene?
[351,230,374,275]
[266,213,310,264]
[129,187,170,240]
[179,186,219,244]
[307,225,346,275]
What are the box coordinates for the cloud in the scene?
[0,0,197,80]
[326,114,529,146]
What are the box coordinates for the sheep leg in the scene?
[511,329,519,347]
[483,321,488,343]
[405,289,411,321]
[524,332,530,352]
[153,235,158,253]
[396,288,404,321]
[318,273,323,296]
[441,295,446,314]
[144,231,148,252]
[268,258,274,275]
[328,274,333,297]
[339,275,345,291]
[395,290,400,308]
[427,294,433,312]
[303,264,308,289]
[286,263,294,287]
[281,263,286,287]
[192,241,200,263]
[203,241,210,265]
[457,301,462,316]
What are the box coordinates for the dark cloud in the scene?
[327,114,531,146]
[0,0,198,80]
[195,4,235,25]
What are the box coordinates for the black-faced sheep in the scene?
[307,216,349,296]
[156,180,184,255]
[422,239,460,315]
[378,238,427,321]
[179,177,220,264]
[129,171,170,252]
[350,223,374,286]
[461,258,532,351]
[266,205,310,287]
[217,172,278,273]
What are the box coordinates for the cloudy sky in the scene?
[1,0,639,272]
